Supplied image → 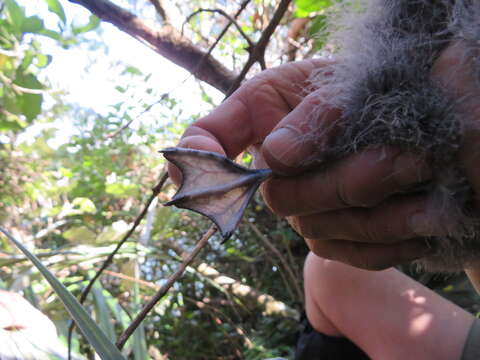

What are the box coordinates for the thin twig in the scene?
[116,225,217,349]
[106,93,168,138]
[0,72,46,95]
[184,8,254,48]
[107,1,250,138]
[101,269,160,290]
[69,0,236,93]
[147,0,170,23]
[67,172,168,359]
[181,0,250,88]
[248,222,303,301]
[225,0,293,98]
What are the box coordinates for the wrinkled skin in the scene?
[168,42,480,271]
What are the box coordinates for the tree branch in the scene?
[116,225,217,350]
[148,0,170,23]
[69,0,236,94]
[184,8,254,48]
[195,262,299,319]
[225,0,293,97]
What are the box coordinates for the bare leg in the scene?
[304,252,475,360]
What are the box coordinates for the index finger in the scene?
[178,59,331,159]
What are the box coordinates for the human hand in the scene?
[168,59,326,184]
[261,40,480,270]
[169,49,480,270]
[432,40,480,281]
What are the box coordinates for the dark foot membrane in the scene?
[308,0,480,271]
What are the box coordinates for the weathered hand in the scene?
[168,55,472,270]
[259,92,434,270]
[432,41,480,206]
[168,59,326,183]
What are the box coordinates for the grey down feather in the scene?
[304,0,480,271]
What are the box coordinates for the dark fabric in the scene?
[295,313,370,360]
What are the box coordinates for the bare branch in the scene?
[184,1,250,90]
[225,0,293,97]
[184,8,254,48]
[69,0,236,93]
[116,225,217,349]
[148,0,170,23]
[287,17,309,61]
[106,92,169,138]
[195,262,299,319]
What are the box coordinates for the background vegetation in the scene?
[0,0,478,359]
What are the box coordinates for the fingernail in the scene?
[409,213,438,236]
[393,153,432,187]
[263,127,308,168]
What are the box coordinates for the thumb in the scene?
[261,90,341,175]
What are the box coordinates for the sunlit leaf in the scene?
[73,15,100,34]
[132,279,148,360]
[96,220,129,244]
[4,0,25,32]
[92,283,116,341]
[294,0,332,17]
[38,28,63,41]
[43,0,67,24]
[122,65,143,76]
[21,16,44,34]
[63,226,97,244]
[13,72,44,121]
[0,228,127,360]
[72,197,97,214]
[35,53,52,68]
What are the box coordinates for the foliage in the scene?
[1,0,478,359]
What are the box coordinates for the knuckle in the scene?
[287,216,303,235]
[363,216,383,243]
[289,215,328,240]
[261,180,288,216]
[349,243,389,271]
[335,175,354,207]
[306,239,335,260]
[336,176,378,208]
[302,92,323,108]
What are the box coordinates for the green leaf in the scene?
[38,28,63,41]
[13,72,44,121]
[20,50,34,70]
[63,226,97,244]
[35,53,52,68]
[309,14,329,50]
[4,0,25,32]
[43,0,67,24]
[72,197,97,214]
[294,0,332,17]
[92,284,116,341]
[73,15,100,35]
[21,16,44,34]
[122,65,143,76]
[132,282,148,360]
[96,221,129,244]
[0,228,127,360]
